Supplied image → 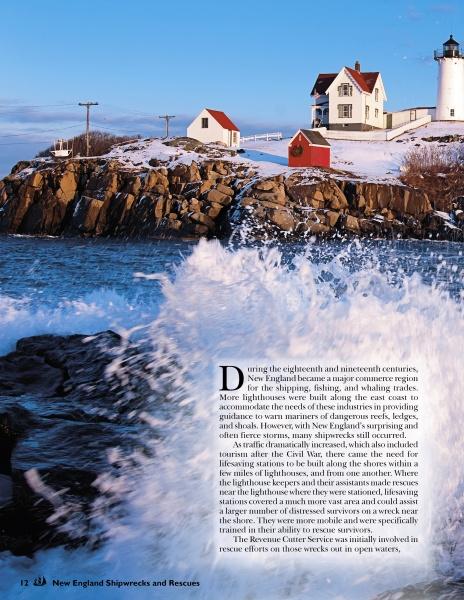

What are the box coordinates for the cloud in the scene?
[430,3,457,13]
[0,141,46,178]
[0,98,299,176]
[398,1,455,21]
[0,99,297,139]
[415,55,435,65]
[0,106,80,125]
[405,6,423,21]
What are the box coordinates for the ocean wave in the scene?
[0,239,463,599]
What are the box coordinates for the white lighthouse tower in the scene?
[434,35,464,121]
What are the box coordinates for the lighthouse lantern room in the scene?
[434,35,464,121]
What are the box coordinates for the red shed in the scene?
[288,129,331,168]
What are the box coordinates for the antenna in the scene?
[158,114,176,138]
[78,101,99,156]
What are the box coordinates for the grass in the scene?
[400,145,464,211]
[36,131,140,159]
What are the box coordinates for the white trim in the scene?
[288,142,330,149]
[289,130,303,145]
[288,129,330,148]
[314,115,431,141]
[342,68,365,93]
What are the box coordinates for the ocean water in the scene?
[0,234,463,599]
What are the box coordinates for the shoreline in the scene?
[1,135,463,244]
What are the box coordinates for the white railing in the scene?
[241,132,283,142]
[314,116,432,142]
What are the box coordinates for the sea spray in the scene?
[0,238,463,600]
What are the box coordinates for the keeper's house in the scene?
[311,61,387,131]
[187,108,240,147]
[288,129,331,168]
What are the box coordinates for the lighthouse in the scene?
[434,35,464,121]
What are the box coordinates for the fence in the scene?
[315,116,432,142]
[241,132,283,143]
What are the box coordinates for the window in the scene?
[232,132,238,144]
[375,108,379,118]
[338,104,352,118]
[365,105,370,120]
[375,88,379,102]
[201,117,208,128]
[338,83,353,97]
[450,109,455,117]
[315,108,322,117]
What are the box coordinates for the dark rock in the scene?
[163,137,206,152]
[0,330,159,556]
[0,146,463,241]
[9,161,31,176]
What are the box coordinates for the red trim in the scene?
[206,109,239,131]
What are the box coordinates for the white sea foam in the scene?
[0,239,463,599]
[0,289,160,355]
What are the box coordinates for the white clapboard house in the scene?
[311,61,387,131]
[187,108,240,147]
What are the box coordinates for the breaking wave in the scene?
[0,238,463,599]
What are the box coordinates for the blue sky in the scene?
[0,0,462,175]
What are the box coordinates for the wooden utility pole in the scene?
[78,101,99,156]
[158,114,176,138]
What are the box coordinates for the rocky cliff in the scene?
[1,139,463,241]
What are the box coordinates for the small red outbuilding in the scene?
[288,129,331,168]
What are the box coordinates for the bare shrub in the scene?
[36,131,140,158]
[400,145,464,211]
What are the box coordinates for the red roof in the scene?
[345,68,379,93]
[311,73,337,95]
[360,72,380,93]
[206,109,239,132]
[311,69,380,95]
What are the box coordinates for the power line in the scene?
[0,124,81,139]
[158,115,176,138]
[0,103,77,109]
[0,140,54,146]
[78,102,99,156]
[103,104,154,117]
[94,127,143,137]
[95,124,143,133]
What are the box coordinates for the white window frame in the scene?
[365,105,370,121]
[375,108,379,118]
[375,88,379,102]
[338,83,353,97]
[338,104,352,118]
[201,117,209,128]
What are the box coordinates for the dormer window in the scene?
[338,83,353,97]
